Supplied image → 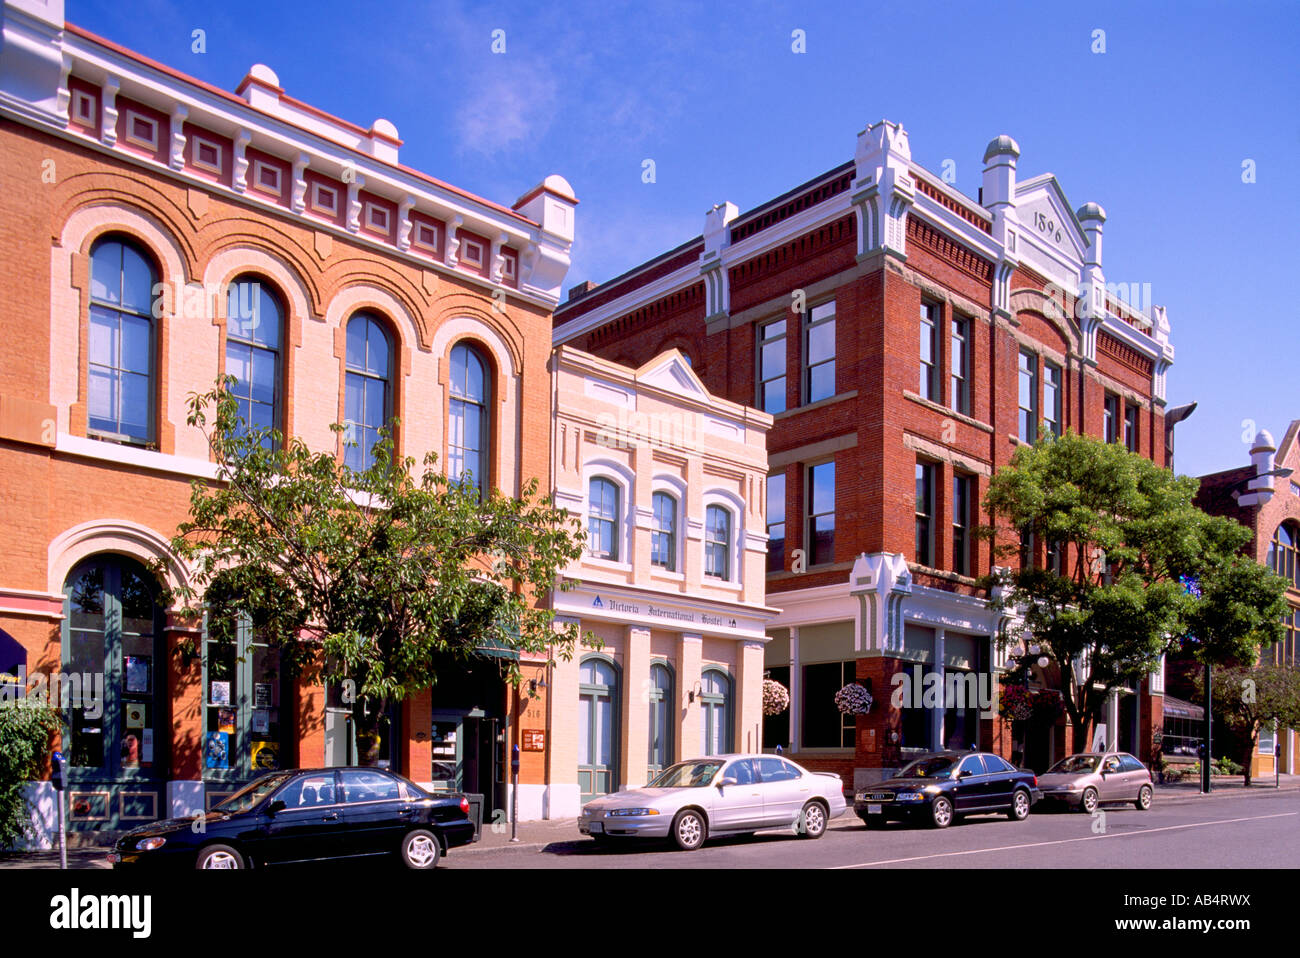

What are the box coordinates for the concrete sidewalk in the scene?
[1153,772,1300,803]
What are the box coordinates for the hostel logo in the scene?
[889,665,997,720]
[591,595,604,609]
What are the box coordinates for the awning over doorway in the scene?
[1161,695,1205,721]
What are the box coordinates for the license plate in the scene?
[588,822,603,834]
[867,804,882,814]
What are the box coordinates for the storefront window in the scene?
[648,663,674,777]
[700,668,731,754]
[801,661,855,749]
[202,613,284,779]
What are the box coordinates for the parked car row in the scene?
[576,749,1155,851]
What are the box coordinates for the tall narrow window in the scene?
[952,473,972,576]
[915,460,935,567]
[1046,539,1065,575]
[1043,361,1062,437]
[1018,350,1038,444]
[225,277,282,449]
[343,314,392,472]
[919,301,939,401]
[807,461,835,565]
[704,505,731,580]
[700,669,731,755]
[803,300,835,404]
[757,317,787,415]
[1019,524,1036,570]
[1124,403,1139,452]
[578,657,618,801]
[766,471,786,574]
[588,478,620,561]
[448,342,489,495]
[949,314,970,415]
[1270,522,1299,588]
[648,663,673,777]
[1104,393,1120,443]
[651,492,677,571]
[88,237,156,443]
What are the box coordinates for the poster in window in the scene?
[204,731,229,769]
[251,710,270,735]
[254,683,273,708]
[124,656,151,694]
[121,733,140,768]
[209,680,231,705]
[141,728,154,764]
[125,703,146,728]
[251,740,279,770]
[217,708,236,734]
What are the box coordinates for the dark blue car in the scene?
[854,751,1042,828]
[110,767,475,869]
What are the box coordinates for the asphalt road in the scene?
[443,789,1300,869]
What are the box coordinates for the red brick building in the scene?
[0,0,575,840]
[1187,423,1300,778]
[555,120,1176,786]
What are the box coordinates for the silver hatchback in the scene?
[1037,752,1154,813]
[578,754,849,850]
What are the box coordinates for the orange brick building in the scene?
[0,0,575,839]
[555,120,1177,786]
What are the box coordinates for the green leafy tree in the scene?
[1195,663,1300,786]
[167,381,584,763]
[0,702,59,847]
[981,430,1287,753]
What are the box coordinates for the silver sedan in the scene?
[1037,752,1154,812]
[577,754,849,850]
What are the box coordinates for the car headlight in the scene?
[608,808,660,817]
[896,792,924,802]
[135,837,166,851]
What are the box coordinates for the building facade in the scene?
[0,0,576,840]
[537,346,774,818]
[554,120,1176,786]
[1190,422,1300,778]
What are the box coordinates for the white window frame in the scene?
[580,460,634,571]
[413,222,440,253]
[650,475,687,579]
[251,160,282,197]
[460,236,485,270]
[124,110,159,151]
[72,89,97,126]
[700,490,744,587]
[190,133,223,175]
[364,202,390,234]
[311,182,339,216]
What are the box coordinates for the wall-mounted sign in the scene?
[522,729,545,752]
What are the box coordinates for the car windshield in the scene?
[897,756,959,779]
[211,772,296,813]
[1048,755,1102,774]
[646,761,725,788]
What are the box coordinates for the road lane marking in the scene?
[831,811,1300,869]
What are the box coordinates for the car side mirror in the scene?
[958,769,974,779]
[717,777,737,789]
[266,799,286,816]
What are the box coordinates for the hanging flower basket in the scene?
[762,678,790,716]
[999,684,1034,722]
[1030,688,1065,722]
[834,683,873,715]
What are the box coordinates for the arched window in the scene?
[579,656,619,801]
[1270,522,1299,588]
[448,342,489,495]
[588,478,620,561]
[704,505,731,580]
[225,277,283,449]
[62,555,164,831]
[700,668,731,755]
[651,492,677,571]
[343,314,393,472]
[648,662,674,776]
[88,237,157,443]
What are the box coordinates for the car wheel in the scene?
[196,844,244,870]
[400,829,442,869]
[1134,785,1153,811]
[1081,787,1099,815]
[797,801,828,839]
[671,809,707,851]
[930,796,953,829]
[1008,788,1032,821]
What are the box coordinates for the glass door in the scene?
[579,658,618,802]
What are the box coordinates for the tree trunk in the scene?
[1241,733,1256,788]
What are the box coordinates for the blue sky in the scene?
[69,0,1300,480]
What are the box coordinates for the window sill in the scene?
[906,563,980,586]
[702,577,743,592]
[1008,433,1032,448]
[584,556,634,573]
[901,391,994,434]
[650,569,685,582]
[771,390,858,420]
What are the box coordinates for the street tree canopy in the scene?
[167,381,585,754]
[981,430,1288,751]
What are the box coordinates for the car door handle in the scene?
[398,808,415,819]
[321,812,339,822]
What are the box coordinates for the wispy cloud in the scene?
[456,59,559,155]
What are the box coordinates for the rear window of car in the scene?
[1119,755,1146,773]
[338,770,402,803]
[981,755,1013,774]
[756,757,801,782]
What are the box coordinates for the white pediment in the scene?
[1014,174,1090,272]
[636,350,710,400]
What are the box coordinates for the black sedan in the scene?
[109,767,476,869]
[854,751,1042,828]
